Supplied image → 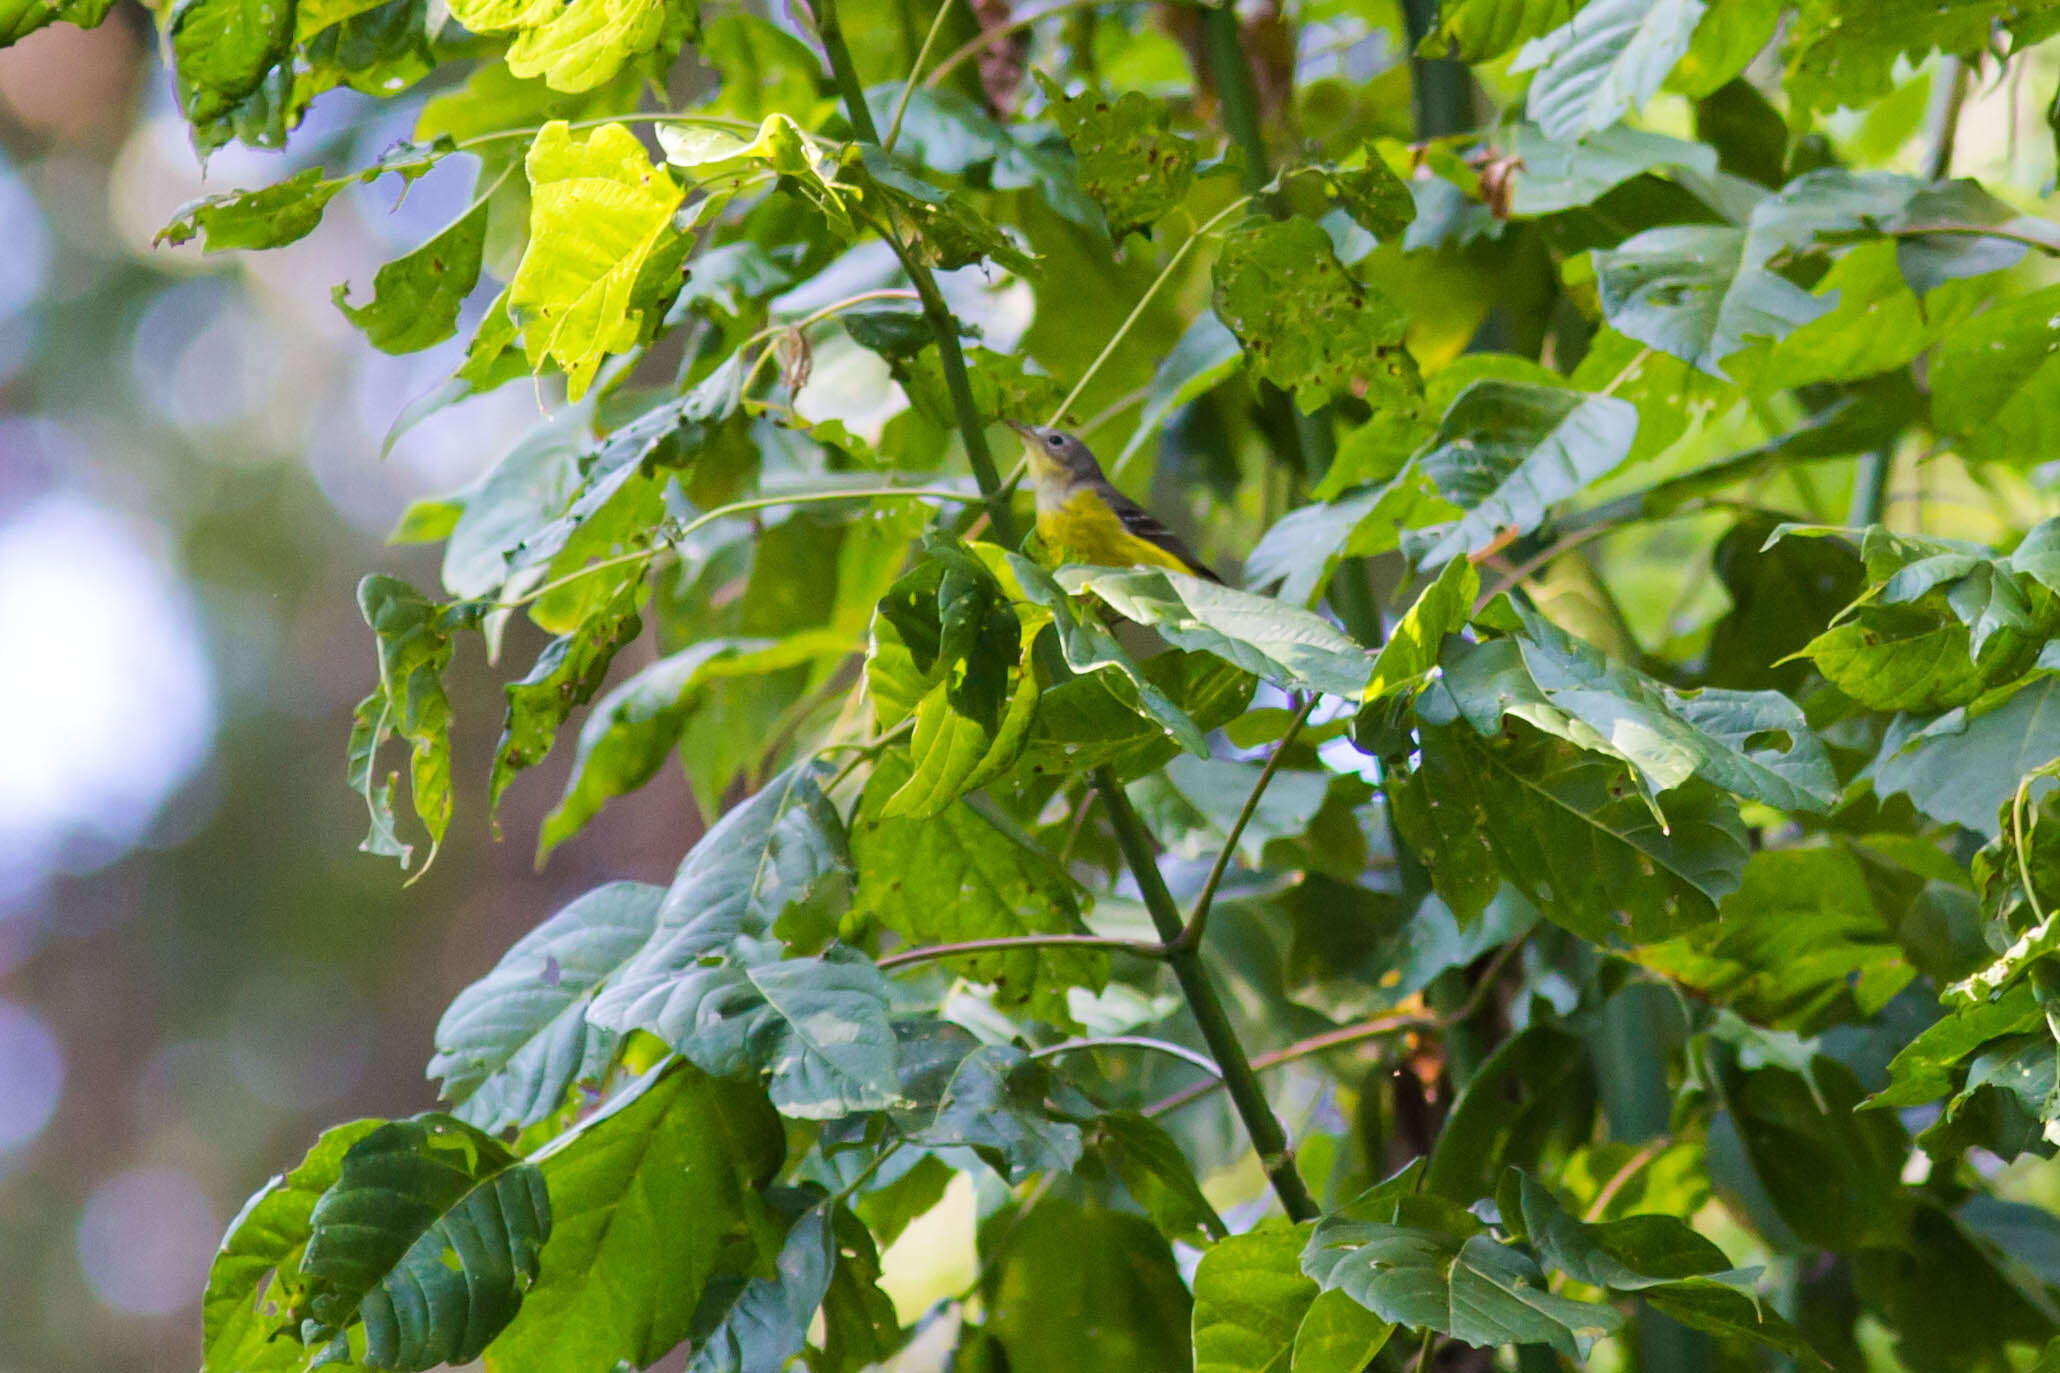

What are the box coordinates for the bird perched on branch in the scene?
[1006,420,1223,583]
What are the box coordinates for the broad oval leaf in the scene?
[301,1115,550,1370]
[428,879,666,1132]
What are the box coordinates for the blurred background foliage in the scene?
[6,3,2060,1371]
[0,19,700,1371]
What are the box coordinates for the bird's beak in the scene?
[1003,419,1039,441]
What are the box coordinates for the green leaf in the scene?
[428,880,664,1132]
[1499,1171,1827,1363]
[1195,1227,1336,1373]
[1515,0,1709,142]
[1418,0,1577,59]
[1212,216,1418,414]
[1087,1112,1227,1244]
[1112,312,1244,470]
[1506,123,1719,216]
[1368,558,1478,700]
[538,637,832,860]
[1437,608,1838,813]
[1014,650,1255,784]
[1406,380,1638,567]
[202,1120,385,1373]
[1875,675,2060,838]
[682,1201,842,1373]
[585,768,893,1117]
[167,0,294,149]
[1424,1026,1592,1201]
[352,576,475,873]
[912,1044,1084,1181]
[1007,555,1212,754]
[1392,720,1748,943]
[853,753,1101,1026]
[1933,281,2060,467]
[1634,848,1913,1033]
[1593,223,1832,378]
[855,145,1036,277]
[1033,74,1197,240]
[1273,151,1417,242]
[1720,1057,1910,1250]
[447,0,691,93]
[0,0,113,46]
[1869,981,2043,1109]
[491,588,643,820]
[301,1115,550,1370]
[1303,1218,1622,1361]
[335,199,489,354]
[1128,753,1341,869]
[157,166,346,251]
[1055,566,1376,700]
[1246,468,1456,608]
[1784,0,2024,114]
[510,120,686,401]
[981,1198,1194,1373]
[487,1061,786,1373]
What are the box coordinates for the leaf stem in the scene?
[1026,1036,1223,1077]
[488,486,982,613]
[874,932,1167,971]
[2014,774,2049,928]
[1584,1134,1672,1222]
[1175,693,1317,953]
[456,112,830,153]
[1045,194,1254,428]
[886,0,958,151]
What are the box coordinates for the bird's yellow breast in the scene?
[1036,488,1193,574]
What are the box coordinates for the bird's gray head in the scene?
[1006,420,1105,483]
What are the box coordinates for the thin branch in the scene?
[1027,1036,1223,1077]
[456,112,830,152]
[1882,221,2060,254]
[1176,693,1317,953]
[923,0,1165,90]
[2014,774,2049,928]
[1148,935,1526,1117]
[886,0,959,151]
[874,932,1167,971]
[486,486,981,613]
[1584,1135,1673,1222]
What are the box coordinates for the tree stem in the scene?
[1100,774,1320,1221]
[815,0,883,143]
[1202,4,1268,194]
[822,39,1312,1222]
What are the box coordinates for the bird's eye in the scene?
[1045,434,1064,448]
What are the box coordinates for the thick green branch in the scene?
[1101,775,1320,1221]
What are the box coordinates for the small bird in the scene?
[1006,420,1222,583]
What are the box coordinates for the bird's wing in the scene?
[1101,484,1224,583]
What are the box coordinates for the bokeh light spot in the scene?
[75,1166,219,1316]
[0,1000,62,1157]
[0,492,217,899]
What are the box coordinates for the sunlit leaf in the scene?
[447,0,692,93]
[334,198,489,354]
[487,1061,786,1373]
[510,120,686,400]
